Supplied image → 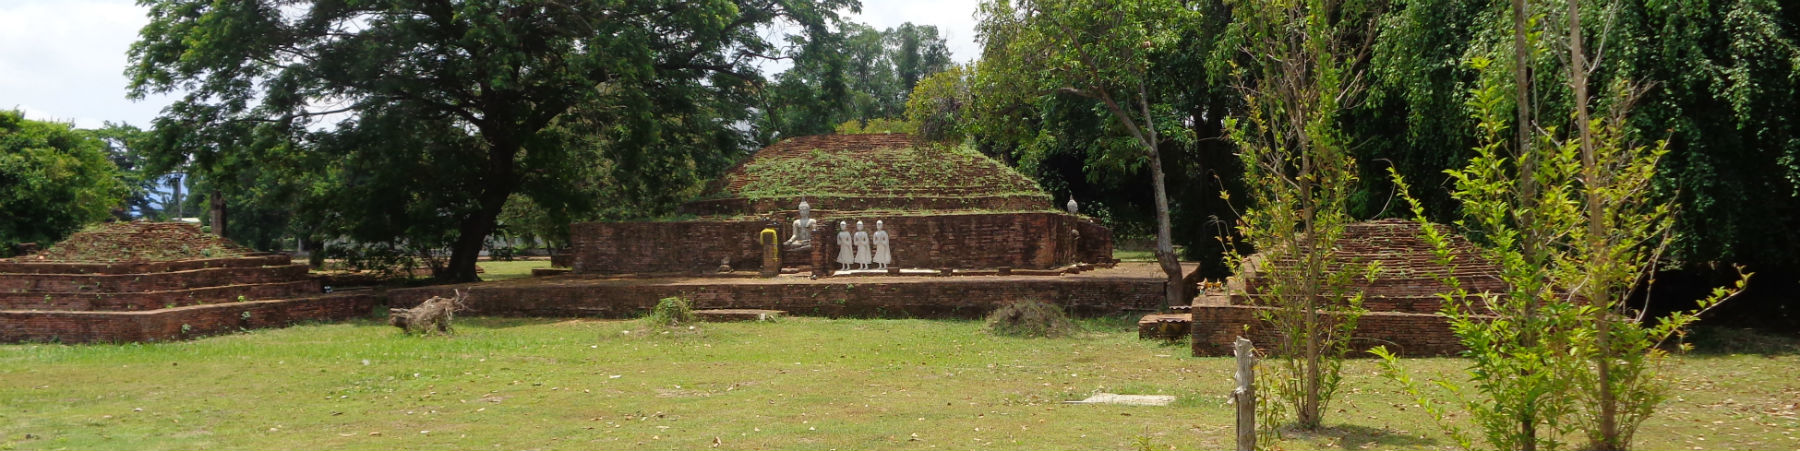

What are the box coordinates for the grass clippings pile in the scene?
[21,222,249,262]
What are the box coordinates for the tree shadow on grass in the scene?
[1683,326,1800,357]
[1279,424,1439,450]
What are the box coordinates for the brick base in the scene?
[0,294,378,344]
[388,276,1165,319]
[1189,305,1482,357]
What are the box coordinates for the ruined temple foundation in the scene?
[1164,219,1504,357]
[387,263,1167,319]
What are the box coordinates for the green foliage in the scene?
[974,0,1204,303]
[0,110,127,255]
[126,0,849,281]
[1222,0,1380,431]
[833,118,916,135]
[983,300,1077,338]
[905,64,975,143]
[1374,5,1752,447]
[757,22,955,143]
[645,297,697,327]
[971,0,1244,278]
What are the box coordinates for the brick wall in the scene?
[0,294,378,344]
[1188,305,1484,357]
[0,280,321,311]
[571,212,1114,274]
[0,264,310,293]
[677,195,1053,217]
[0,254,291,275]
[389,277,1163,319]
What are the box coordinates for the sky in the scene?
[0,0,984,130]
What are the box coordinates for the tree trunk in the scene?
[1567,2,1619,448]
[209,189,227,239]
[440,132,522,283]
[1511,0,1541,448]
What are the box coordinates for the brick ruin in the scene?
[1185,219,1504,357]
[571,134,1115,276]
[466,134,1148,319]
[0,223,376,343]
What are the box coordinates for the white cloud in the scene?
[0,0,174,128]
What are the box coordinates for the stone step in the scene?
[1137,313,1191,340]
[694,309,784,322]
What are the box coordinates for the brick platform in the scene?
[571,212,1113,275]
[389,263,1169,319]
[1187,220,1506,357]
[1,253,373,343]
[0,293,378,343]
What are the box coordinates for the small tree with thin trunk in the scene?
[974,0,1197,307]
[1376,1,1746,449]
[1221,0,1380,431]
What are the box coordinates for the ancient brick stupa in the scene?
[569,134,1115,275]
[1186,219,1506,357]
[0,222,375,343]
[388,135,1161,319]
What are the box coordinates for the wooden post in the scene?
[1234,337,1257,451]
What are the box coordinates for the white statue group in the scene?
[779,200,892,272]
[836,219,890,271]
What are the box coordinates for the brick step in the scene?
[0,254,292,275]
[1137,313,1191,340]
[0,280,322,311]
[0,264,310,293]
[0,292,379,344]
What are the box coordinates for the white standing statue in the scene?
[782,199,817,250]
[1066,197,1080,215]
[835,221,854,271]
[872,220,891,270]
[852,220,872,270]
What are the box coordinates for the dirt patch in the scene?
[11,222,250,263]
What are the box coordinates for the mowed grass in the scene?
[1,317,1796,450]
[475,260,551,282]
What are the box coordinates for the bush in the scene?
[984,300,1077,338]
[645,296,696,327]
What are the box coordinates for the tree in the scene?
[974,0,1197,307]
[905,64,974,143]
[1376,0,1748,448]
[1222,0,1382,431]
[129,0,850,281]
[0,110,128,254]
[757,21,954,143]
[86,122,170,220]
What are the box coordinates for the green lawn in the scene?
[1,318,1795,450]
[476,260,551,282]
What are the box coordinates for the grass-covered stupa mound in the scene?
[12,222,250,262]
[680,134,1054,216]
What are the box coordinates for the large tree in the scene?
[0,111,128,254]
[128,0,850,281]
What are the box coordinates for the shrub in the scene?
[984,300,1077,338]
[645,296,696,327]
